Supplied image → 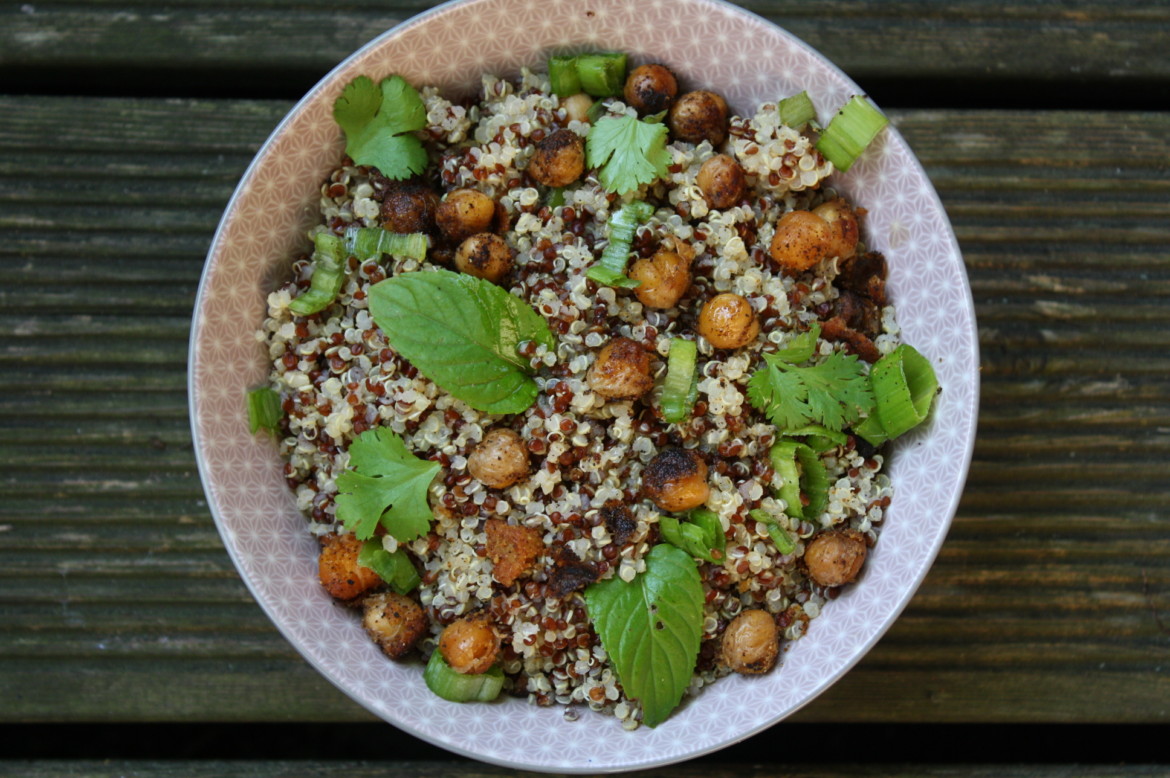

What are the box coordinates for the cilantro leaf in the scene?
[333,74,429,180]
[585,544,704,728]
[334,427,440,542]
[586,114,670,195]
[368,269,557,414]
[747,325,875,433]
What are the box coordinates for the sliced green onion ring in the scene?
[748,508,796,555]
[769,440,830,522]
[815,95,889,172]
[548,55,581,97]
[289,232,347,316]
[778,91,816,129]
[344,226,427,261]
[246,386,282,435]
[688,508,725,561]
[859,344,939,444]
[423,651,504,703]
[585,200,654,288]
[660,338,698,424]
[782,424,848,452]
[575,53,627,97]
[357,540,420,594]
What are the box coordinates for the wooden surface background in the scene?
[1,0,1168,775]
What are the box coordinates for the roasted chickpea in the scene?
[642,447,710,512]
[527,128,586,188]
[562,92,594,124]
[668,90,729,146]
[697,293,759,349]
[628,250,691,309]
[439,616,500,675]
[436,188,496,243]
[317,533,380,601]
[696,154,746,209]
[379,178,439,234]
[362,591,427,659]
[719,609,779,674]
[769,199,859,273]
[468,428,530,490]
[587,337,654,400]
[623,63,678,115]
[455,232,513,283]
[804,528,868,587]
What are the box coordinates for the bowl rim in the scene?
[189,0,980,771]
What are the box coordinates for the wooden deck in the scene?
[1,0,1168,774]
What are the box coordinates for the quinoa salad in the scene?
[254,58,935,729]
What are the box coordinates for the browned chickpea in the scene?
[317,533,380,601]
[623,63,678,115]
[719,609,779,674]
[455,232,513,284]
[587,337,654,400]
[439,616,500,675]
[804,528,868,587]
[468,428,529,490]
[362,591,427,659]
[436,188,496,243]
[628,250,691,309]
[769,200,859,273]
[642,447,710,512]
[696,154,746,210]
[812,198,860,261]
[527,128,586,188]
[697,293,759,349]
[668,90,729,146]
[561,93,594,124]
[379,178,439,234]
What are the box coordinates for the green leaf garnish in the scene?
[357,539,421,594]
[746,323,874,433]
[368,269,556,414]
[246,386,282,435]
[333,74,429,180]
[334,427,440,542]
[659,508,724,563]
[584,544,704,728]
[586,114,671,195]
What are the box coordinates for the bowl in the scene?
[189,0,979,771]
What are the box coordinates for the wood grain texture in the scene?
[0,96,1168,725]
[1,1,1169,85]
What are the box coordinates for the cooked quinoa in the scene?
[259,67,899,728]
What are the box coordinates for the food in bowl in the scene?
[250,54,936,729]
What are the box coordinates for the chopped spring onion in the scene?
[748,509,796,555]
[548,187,566,208]
[856,344,939,446]
[289,232,346,316]
[344,226,427,261]
[357,539,420,594]
[769,440,830,522]
[246,386,282,435]
[585,200,655,288]
[423,651,504,703]
[548,55,581,97]
[660,338,698,424]
[815,95,888,172]
[781,424,848,453]
[575,53,627,97]
[778,91,816,129]
[659,508,724,563]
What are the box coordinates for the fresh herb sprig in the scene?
[586,113,671,195]
[334,427,440,542]
[333,74,429,180]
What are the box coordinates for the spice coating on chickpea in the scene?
[628,250,691,309]
[439,616,501,675]
[455,232,513,284]
[811,197,860,261]
[436,188,496,243]
[623,64,678,115]
[468,428,530,490]
[527,128,586,188]
[769,199,859,274]
[587,337,654,399]
[804,528,868,587]
[668,90,729,146]
[719,609,779,674]
[317,533,381,601]
[362,591,427,659]
[696,154,746,210]
[642,447,710,512]
[484,518,544,586]
[698,293,760,349]
[379,178,439,234]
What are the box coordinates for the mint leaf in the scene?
[334,427,440,542]
[586,114,670,195]
[585,544,704,728]
[369,269,556,414]
[333,74,429,180]
[357,539,421,594]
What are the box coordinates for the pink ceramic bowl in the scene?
[190,0,979,771]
